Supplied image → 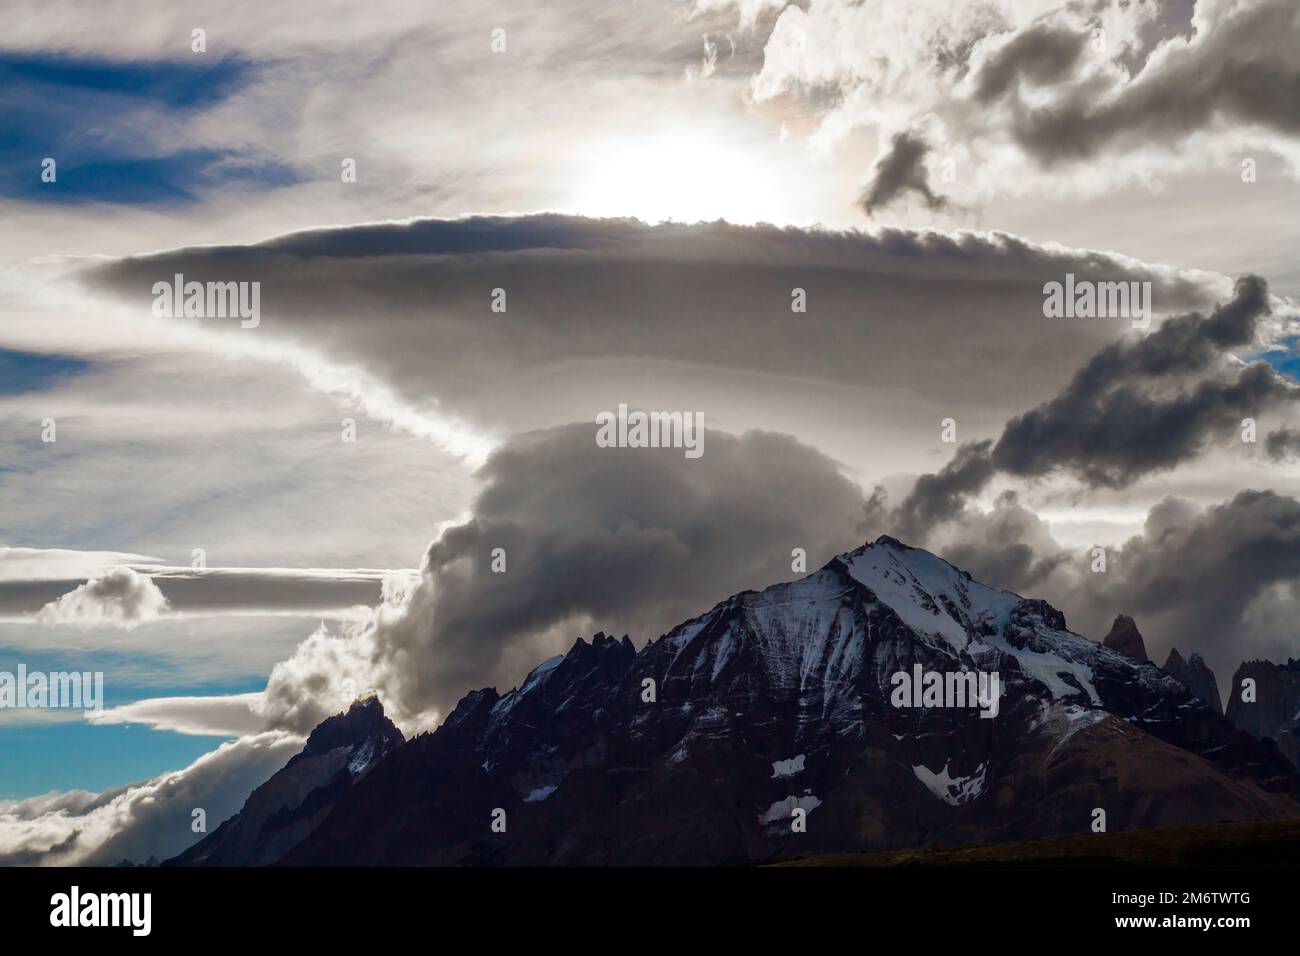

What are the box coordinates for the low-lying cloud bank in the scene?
[0,731,300,866]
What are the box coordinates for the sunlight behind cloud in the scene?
[565,126,804,225]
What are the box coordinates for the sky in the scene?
[1,0,1298,864]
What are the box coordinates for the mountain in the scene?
[1226,659,1300,772]
[1163,647,1222,715]
[1101,614,1147,662]
[197,537,1300,866]
[166,696,403,866]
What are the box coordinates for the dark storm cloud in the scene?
[1076,490,1300,686]
[932,492,1072,593]
[881,277,1290,536]
[972,24,1088,103]
[1266,427,1300,460]
[858,131,946,216]
[995,361,1291,488]
[892,439,995,541]
[993,276,1296,487]
[395,424,877,719]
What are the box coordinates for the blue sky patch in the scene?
[1250,335,1300,383]
[0,722,235,801]
[0,52,299,204]
[0,647,266,799]
[0,348,91,395]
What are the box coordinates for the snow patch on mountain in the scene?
[913,762,987,806]
[844,540,1018,652]
[771,754,806,778]
[485,654,564,733]
[761,794,822,823]
[1032,700,1108,753]
[347,739,376,775]
[985,630,1102,703]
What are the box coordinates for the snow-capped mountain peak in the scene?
[177,537,1300,867]
[840,535,1021,652]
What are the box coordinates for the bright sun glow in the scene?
[565,128,803,225]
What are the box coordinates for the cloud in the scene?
[255,423,878,733]
[855,278,1297,560]
[0,0,777,246]
[858,131,946,216]
[993,276,1297,487]
[34,566,168,629]
[80,214,1238,485]
[0,348,480,584]
[971,24,1089,103]
[91,692,266,736]
[891,439,995,541]
[940,488,1300,696]
[856,277,1296,563]
[256,621,389,736]
[0,554,411,621]
[739,0,1300,204]
[1266,427,1300,460]
[691,0,785,31]
[0,731,299,866]
[0,546,162,580]
[992,0,1300,167]
[932,491,1073,594]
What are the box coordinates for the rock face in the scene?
[193,538,1300,867]
[165,696,403,866]
[1226,660,1300,772]
[1163,648,1223,715]
[1102,614,1148,662]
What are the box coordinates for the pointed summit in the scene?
[166,695,404,867]
[1162,648,1222,715]
[1102,614,1148,662]
[293,695,403,767]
